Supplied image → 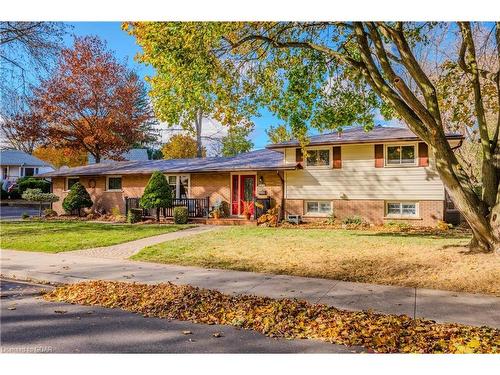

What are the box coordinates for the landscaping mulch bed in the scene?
[44,280,499,354]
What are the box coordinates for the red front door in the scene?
[239,175,256,216]
[231,174,256,216]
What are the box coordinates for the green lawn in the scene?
[0,221,192,252]
[132,226,500,295]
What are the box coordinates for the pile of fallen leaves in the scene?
[44,280,499,353]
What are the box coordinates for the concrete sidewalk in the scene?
[67,225,220,259]
[1,249,499,328]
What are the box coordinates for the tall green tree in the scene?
[140,171,173,221]
[162,134,206,159]
[220,125,254,157]
[62,182,92,216]
[124,22,257,157]
[143,22,499,253]
[266,124,293,144]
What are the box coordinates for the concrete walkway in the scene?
[66,225,220,259]
[1,249,499,329]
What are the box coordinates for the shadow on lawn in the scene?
[349,231,471,241]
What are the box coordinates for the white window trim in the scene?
[21,166,39,177]
[65,176,80,192]
[164,174,191,199]
[105,175,123,192]
[385,201,420,219]
[384,142,418,167]
[304,200,333,217]
[305,147,332,169]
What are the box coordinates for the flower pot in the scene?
[245,213,251,220]
[213,212,220,220]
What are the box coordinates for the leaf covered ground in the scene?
[132,227,499,295]
[44,280,500,354]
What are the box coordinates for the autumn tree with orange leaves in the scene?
[33,36,155,163]
[33,146,87,168]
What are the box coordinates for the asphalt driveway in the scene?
[0,205,39,220]
[0,279,361,353]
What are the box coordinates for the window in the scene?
[106,176,122,191]
[2,167,8,179]
[166,175,190,199]
[66,177,79,191]
[386,144,416,166]
[23,167,37,176]
[386,202,418,218]
[305,200,332,215]
[306,149,330,167]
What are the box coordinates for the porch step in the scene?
[190,218,257,226]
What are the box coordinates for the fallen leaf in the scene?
[182,330,192,335]
[212,332,223,338]
[54,310,67,314]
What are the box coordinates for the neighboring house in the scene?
[87,148,149,164]
[0,149,54,187]
[39,126,463,226]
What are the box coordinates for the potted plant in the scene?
[242,201,253,220]
[212,198,223,219]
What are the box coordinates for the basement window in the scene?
[386,201,418,218]
[305,200,332,216]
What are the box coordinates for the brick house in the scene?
[39,126,463,226]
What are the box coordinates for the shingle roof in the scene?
[38,149,295,177]
[267,125,463,148]
[88,148,149,164]
[0,149,53,167]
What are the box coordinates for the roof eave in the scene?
[266,134,464,149]
[38,165,298,178]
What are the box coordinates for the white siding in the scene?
[284,148,296,164]
[285,143,445,201]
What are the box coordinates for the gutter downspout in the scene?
[276,170,285,221]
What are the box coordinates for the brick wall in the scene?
[51,175,151,215]
[284,198,444,226]
[257,170,284,208]
[190,172,231,204]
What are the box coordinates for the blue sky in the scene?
[66,22,281,149]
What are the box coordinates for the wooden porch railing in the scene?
[125,197,210,219]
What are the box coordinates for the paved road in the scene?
[0,206,39,220]
[0,279,361,353]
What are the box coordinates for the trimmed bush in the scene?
[22,188,59,217]
[43,208,58,217]
[173,206,188,224]
[127,208,143,224]
[62,182,93,216]
[21,212,30,219]
[342,215,363,225]
[140,171,173,221]
[17,177,51,194]
[1,189,8,200]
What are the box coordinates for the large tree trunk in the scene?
[194,108,203,158]
[429,140,500,253]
